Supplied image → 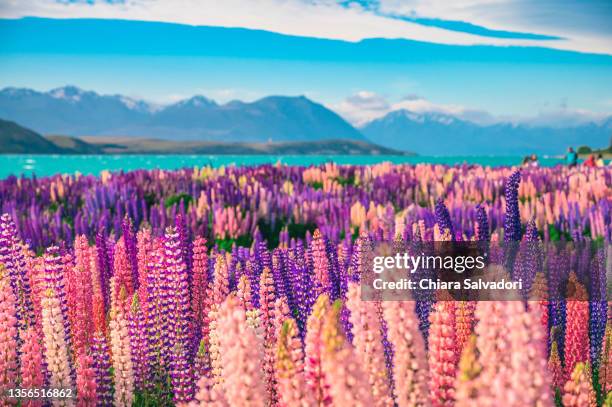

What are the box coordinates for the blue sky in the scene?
[0,0,611,125]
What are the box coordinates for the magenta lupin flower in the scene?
[76,353,97,407]
[0,265,18,397]
[72,235,95,358]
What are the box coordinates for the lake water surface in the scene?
[0,154,569,179]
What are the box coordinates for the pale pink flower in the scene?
[381,300,429,407]
[217,295,267,406]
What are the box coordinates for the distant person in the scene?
[522,155,532,166]
[583,154,596,167]
[595,154,605,167]
[565,147,578,167]
[529,154,539,167]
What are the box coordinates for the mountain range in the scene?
[360,110,612,155]
[0,86,610,155]
[0,86,362,142]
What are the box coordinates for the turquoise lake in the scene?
[0,154,570,179]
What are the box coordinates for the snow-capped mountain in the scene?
[0,86,363,142]
[361,109,611,155]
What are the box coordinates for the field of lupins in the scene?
[0,162,610,406]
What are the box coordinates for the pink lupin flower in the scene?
[71,235,94,358]
[472,301,510,403]
[237,274,253,311]
[304,294,333,406]
[75,353,97,407]
[109,288,134,407]
[528,272,549,333]
[20,326,45,407]
[346,283,393,407]
[564,274,590,381]
[259,267,278,404]
[455,301,475,355]
[562,362,597,407]
[276,318,314,407]
[504,302,553,406]
[381,300,429,407]
[217,294,267,406]
[274,295,291,337]
[208,254,231,386]
[321,300,375,407]
[455,335,482,406]
[212,253,230,305]
[428,300,457,407]
[178,376,229,407]
[40,287,75,401]
[548,340,564,390]
[112,238,134,309]
[0,266,18,398]
[136,228,152,308]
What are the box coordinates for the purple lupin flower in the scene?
[475,204,490,242]
[503,170,522,242]
[434,198,454,239]
[0,213,35,331]
[164,226,195,402]
[145,240,164,390]
[95,230,111,312]
[129,292,149,392]
[589,248,607,370]
[193,338,210,379]
[514,220,541,298]
[91,331,114,406]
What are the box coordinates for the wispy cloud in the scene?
[332,90,609,127]
[332,91,495,126]
[0,0,610,54]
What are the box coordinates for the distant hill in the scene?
[0,86,363,142]
[361,110,612,155]
[46,135,103,154]
[0,119,64,153]
[80,136,409,155]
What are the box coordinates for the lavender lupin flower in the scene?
[434,198,454,239]
[164,226,195,402]
[503,170,522,242]
[475,205,490,242]
[0,213,35,331]
[92,331,114,406]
